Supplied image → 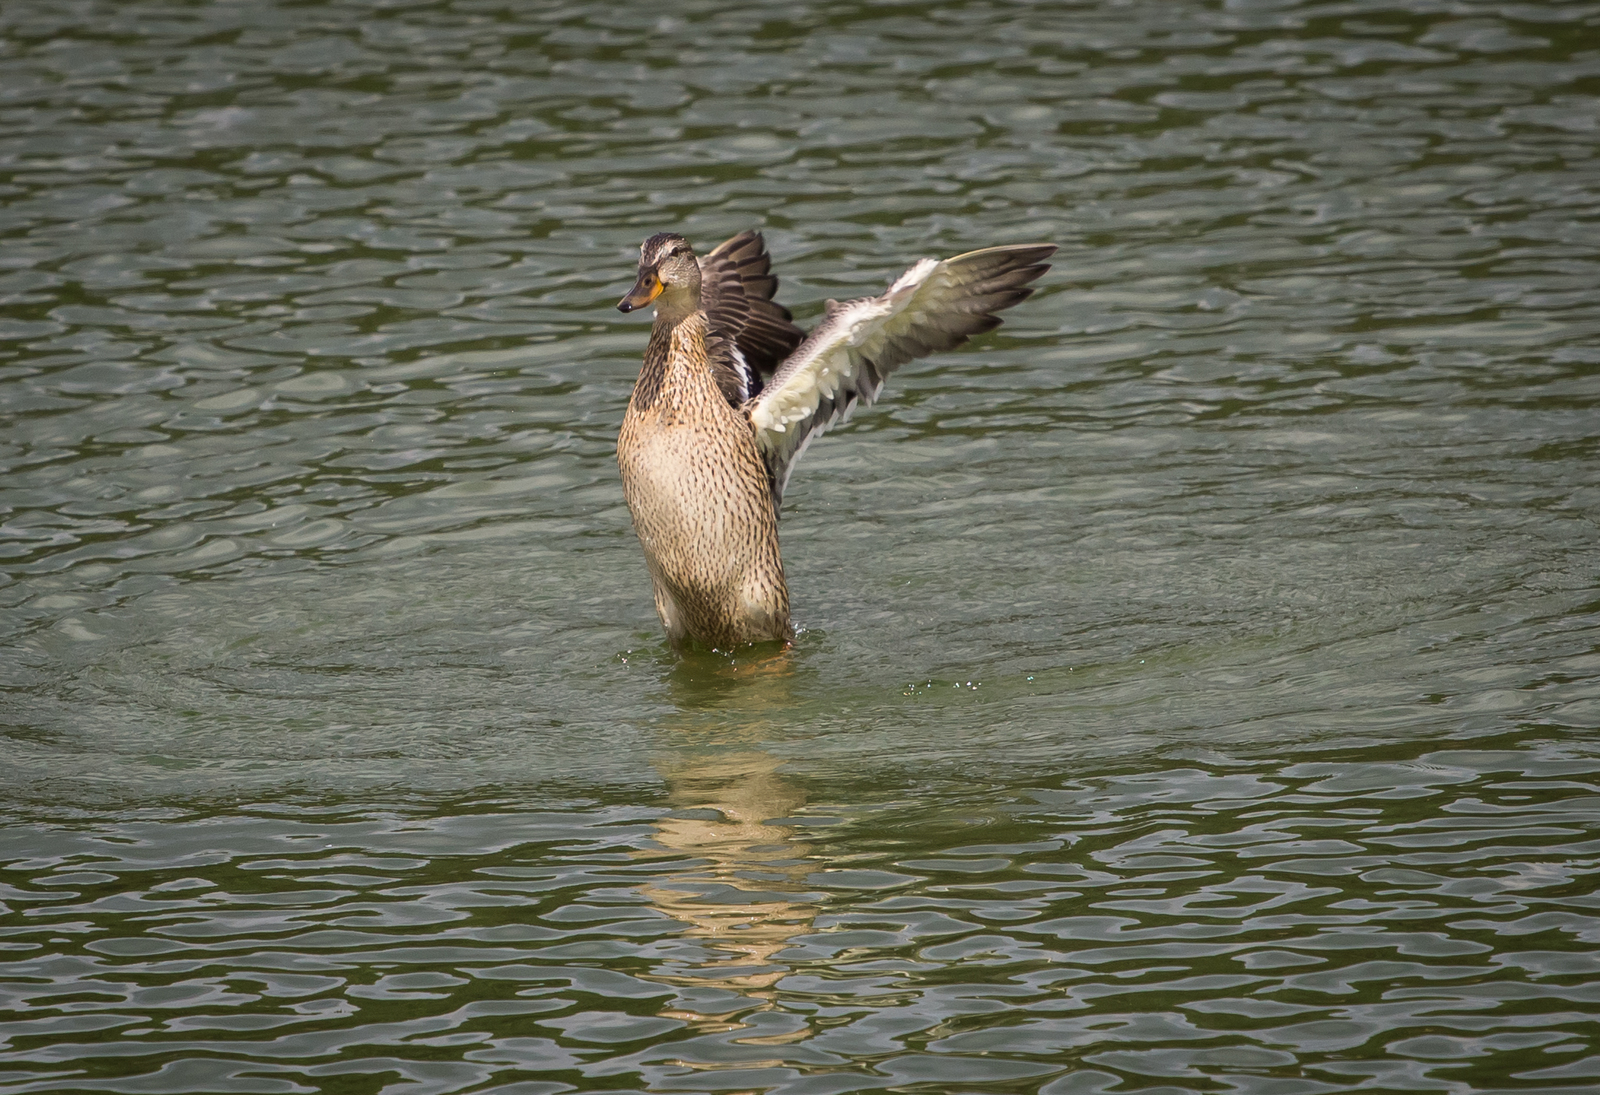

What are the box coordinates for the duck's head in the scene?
[618,232,701,319]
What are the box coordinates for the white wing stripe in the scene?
[747,243,1055,512]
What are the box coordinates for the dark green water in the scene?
[3,1,1599,1092]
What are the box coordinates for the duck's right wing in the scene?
[698,230,805,389]
[746,243,1055,511]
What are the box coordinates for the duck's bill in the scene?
[617,270,663,313]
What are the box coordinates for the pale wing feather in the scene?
[748,244,1054,510]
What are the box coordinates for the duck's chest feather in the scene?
[615,314,789,645]
[617,316,770,534]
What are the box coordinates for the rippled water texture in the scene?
[3,1,1599,1092]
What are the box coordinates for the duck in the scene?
[615,230,1055,651]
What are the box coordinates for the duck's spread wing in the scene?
[746,243,1056,511]
[699,231,805,394]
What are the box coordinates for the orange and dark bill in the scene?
[617,269,663,313]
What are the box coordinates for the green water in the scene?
[3,1,1599,1092]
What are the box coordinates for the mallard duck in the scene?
[616,230,1055,650]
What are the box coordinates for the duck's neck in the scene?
[651,284,700,326]
[634,310,710,413]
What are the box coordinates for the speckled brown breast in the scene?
[616,312,792,649]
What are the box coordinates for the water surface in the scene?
[3,1,1599,1092]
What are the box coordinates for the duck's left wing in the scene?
[747,243,1055,511]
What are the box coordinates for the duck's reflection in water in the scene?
[638,649,822,1039]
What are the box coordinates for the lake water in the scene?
[3,1,1599,1092]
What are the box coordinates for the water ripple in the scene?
[3,0,1600,1090]
[3,734,1597,1092]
